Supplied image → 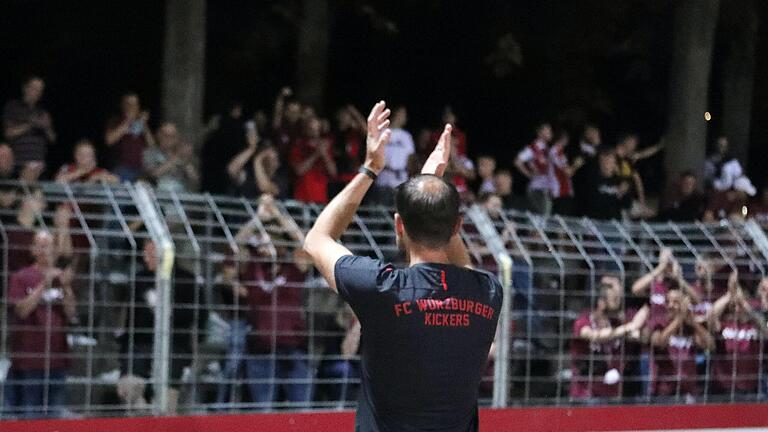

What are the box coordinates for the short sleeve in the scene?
[8,272,28,303]
[572,315,588,337]
[334,255,391,305]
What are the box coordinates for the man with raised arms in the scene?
[304,101,502,431]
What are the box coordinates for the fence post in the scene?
[133,183,175,415]
[466,205,512,408]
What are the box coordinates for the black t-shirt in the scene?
[334,255,502,432]
[583,174,624,220]
[122,267,206,350]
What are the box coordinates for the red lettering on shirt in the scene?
[394,301,413,317]
[424,312,470,327]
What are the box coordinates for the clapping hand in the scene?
[364,101,391,174]
[421,124,453,177]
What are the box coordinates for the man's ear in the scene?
[394,213,405,237]
[452,216,463,237]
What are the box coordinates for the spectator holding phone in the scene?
[226,123,286,199]
[7,231,77,418]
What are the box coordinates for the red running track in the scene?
[2,404,768,432]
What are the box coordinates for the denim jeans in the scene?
[319,360,358,406]
[245,349,312,409]
[12,369,66,418]
[215,319,251,405]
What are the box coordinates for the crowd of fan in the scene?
[3,76,768,223]
[2,76,768,418]
[564,250,768,403]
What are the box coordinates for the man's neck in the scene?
[408,244,452,266]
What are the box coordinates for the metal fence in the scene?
[1,180,767,419]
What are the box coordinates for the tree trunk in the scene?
[720,0,759,164]
[664,0,720,178]
[162,0,207,146]
[295,0,329,110]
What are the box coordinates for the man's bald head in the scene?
[395,175,460,249]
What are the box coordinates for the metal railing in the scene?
[1,180,767,419]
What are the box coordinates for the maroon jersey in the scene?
[246,262,307,353]
[650,318,699,396]
[570,311,624,398]
[690,280,725,321]
[648,279,671,329]
[8,266,70,370]
[712,310,763,393]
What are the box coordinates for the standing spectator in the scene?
[434,107,475,196]
[570,282,646,400]
[747,186,768,226]
[514,123,552,215]
[581,150,627,220]
[104,93,155,182]
[703,176,756,222]
[7,232,77,418]
[5,189,56,273]
[0,143,18,181]
[649,289,714,400]
[227,135,286,200]
[372,106,413,205]
[290,118,337,204]
[2,76,56,173]
[474,155,497,195]
[578,124,602,160]
[632,248,700,330]
[240,196,312,408]
[215,195,300,406]
[548,132,583,216]
[201,101,249,194]
[704,136,739,192]
[689,258,720,322]
[614,134,645,214]
[55,139,118,184]
[658,171,706,222]
[572,124,602,205]
[494,169,528,211]
[271,87,303,158]
[330,105,367,196]
[118,239,207,414]
[708,272,765,397]
[143,122,199,193]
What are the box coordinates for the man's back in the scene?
[335,255,502,432]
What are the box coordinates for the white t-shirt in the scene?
[517,139,550,192]
[377,128,415,188]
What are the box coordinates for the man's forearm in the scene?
[309,173,373,241]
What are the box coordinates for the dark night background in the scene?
[2,0,767,196]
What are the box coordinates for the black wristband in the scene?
[359,166,378,181]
